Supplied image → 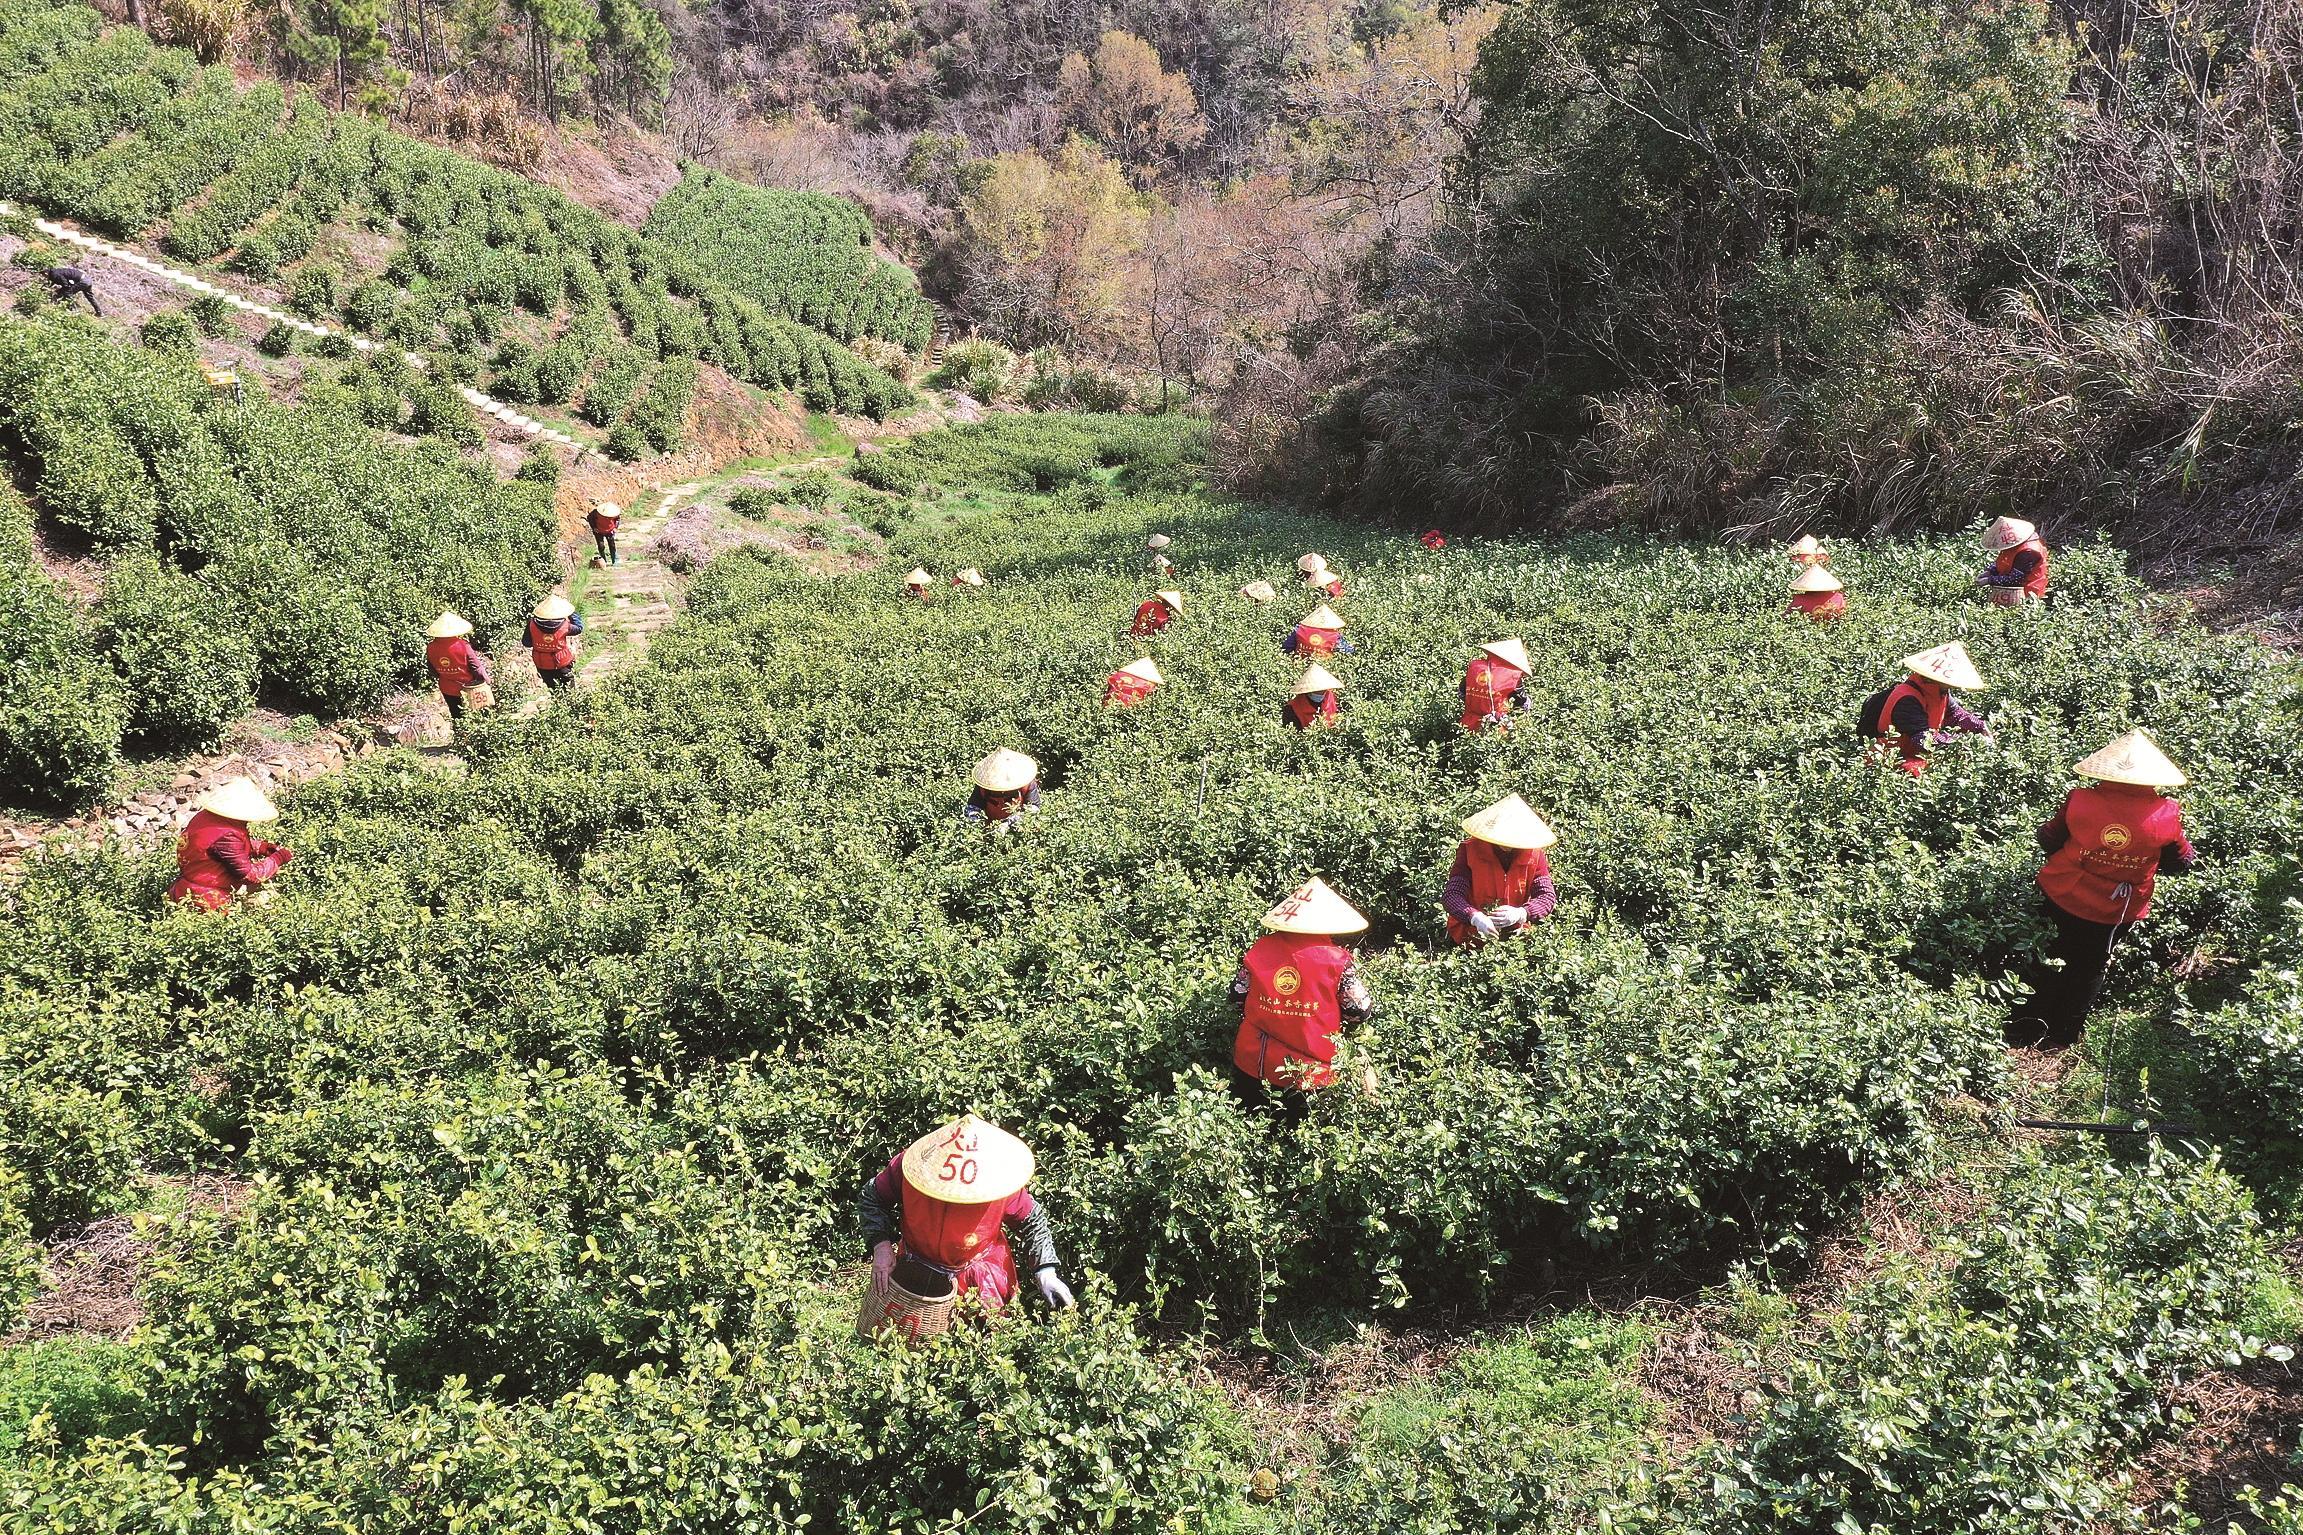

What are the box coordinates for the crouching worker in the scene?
[1857,642,1991,777]
[1444,794,1558,946]
[424,610,492,724]
[1788,565,1846,622]
[2007,730,2195,1050]
[169,778,292,910]
[966,749,1042,833]
[526,595,584,693]
[1978,517,2050,606]
[1285,664,1345,729]
[1282,604,1352,657]
[1232,878,1377,1102]
[1104,657,1162,707]
[855,1115,1073,1339]
[1461,637,1531,733]
[1133,590,1184,636]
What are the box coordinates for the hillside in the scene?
[0,0,916,454]
[3,415,2299,1528]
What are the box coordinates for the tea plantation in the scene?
[0,0,913,437]
[2,415,2300,1529]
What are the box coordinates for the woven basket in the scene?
[462,682,497,712]
[855,1259,956,1342]
[1987,585,2028,608]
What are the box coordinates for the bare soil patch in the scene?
[7,1174,249,1344]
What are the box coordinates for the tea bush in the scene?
[0,311,554,800]
[0,413,2296,1524]
[0,485,126,803]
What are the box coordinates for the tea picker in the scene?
[952,567,987,589]
[1282,603,1352,657]
[1443,795,1559,946]
[904,568,935,602]
[1282,663,1345,729]
[43,264,100,315]
[1132,589,1184,636]
[1231,878,1379,1100]
[169,777,293,910]
[526,595,584,694]
[1297,553,1345,598]
[2006,730,2195,1050]
[1856,642,1992,777]
[1977,517,2051,606]
[1103,656,1162,707]
[587,502,621,566]
[855,1115,1073,1338]
[965,749,1041,834]
[424,610,494,724]
[1460,637,1531,733]
[1787,534,1828,569]
[1147,533,1174,578]
[1788,565,1845,622]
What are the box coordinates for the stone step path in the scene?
[561,480,700,693]
[0,200,585,451]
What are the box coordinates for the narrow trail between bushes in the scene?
[0,200,586,451]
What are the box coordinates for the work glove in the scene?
[1489,905,1527,929]
[1466,910,1499,940]
[871,1242,896,1287]
[990,817,1014,838]
[1034,1266,1074,1310]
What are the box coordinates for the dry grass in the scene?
[6,1174,248,1345]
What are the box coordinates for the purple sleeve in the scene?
[1940,699,1990,736]
[2161,813,2196,874]
[2037,802,2071,854]
[1523,871,1557,923]
[206,825,257,882]
[1338,963,1374,1023]
[1440,847,1478,922]
[1982,549,2043,586]
[1229,963,1251,1001]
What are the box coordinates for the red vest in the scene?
[1132,600,1171,636]
[1286,692,1339,729]
[1104,672,1156,707]
[885,1160,1026,1307]
[1292,624,1342,655]
[1314,578,1344,598]
[2037,784,2185,924]
[425,636,478,695]
[1995,539,2051,597]
[168,811,278,909]
[1460,657,1525,731]
[1870,679,1946,742]
[1789,591,1846,622]
[1233,932,1352,1087]
[1446,840,1548,946]
[588,507,620,533]
[526,618,575,671]
[1420,530,1446,550]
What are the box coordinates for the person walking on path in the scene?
[424,610,493,725]
[526,595,584,694]
[587,502,622,566]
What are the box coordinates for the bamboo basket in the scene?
[855,1258,957,1342]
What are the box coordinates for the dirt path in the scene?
[0,200,585,452]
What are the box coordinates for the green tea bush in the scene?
[0,1337,148,1456]
[255,321,294,357]
[93,550,257,748]
[286,264,336,320]
[1710,1148,2292,1533]
[927,335,1018,401]
[0,486,127,804]
[185,290,228,336]
[138,309,195,354]
[727,485,778,519]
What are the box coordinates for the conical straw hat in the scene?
[534,594,575,620]
[1262,876,1368,936]
[1119,657,1163,684]
[1295,553,1328,574]
[972,748,1039,792]
[193,776,278,824]
[955,568,986,586]
[426,610,472,639]
[1981,516,2037,552]
[593,501,621,518]
[1146,534,1171,549]
[1239,580,1276,602]
[901,1115,1035,1205]
[1300,604,1346,631]
[904,568,933,586]
[2074,728,2186,788]
[1462,793,1557,851]
[1901,641,1985,690]
[1479,637,1532,671]
[1156,589,1185,613]
[1292,663,1344,696]
[1302,568,1336,588]
[1789,534,1823,558]
[1789,566,1842,593]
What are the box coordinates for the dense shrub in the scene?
[138,309,196,354]
[185,291,228,336]
[93,551,257,748]
[255,321,294,357]
[0,487,127,805]
[727,485,778,519]
[927,336,1018,400]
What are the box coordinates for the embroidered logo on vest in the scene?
[2100,823,2133,850]
[1272,966,1302,997]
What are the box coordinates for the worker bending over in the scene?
[43,265,100,315]
[904,569,934,602]
[1443,794,1558,945]
[1788,566,1845,622]
[1133,590,1184,636]
[856,1116,1073,1317]
[1147,534,1174,578]
[1460,638,1531,733]
[1232,878,1377,1098]
[2007,730,2195,1049]
[1857,643,1991,776]
[169,778,292,910]
[1282,604,1352,657]
[1284,664,1344,729]
[965,749,1041,833]
[1788,534,1827,570]
[1104,657,1161,707]
[1298,554,1344,598]
[1978,517,2050,605]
